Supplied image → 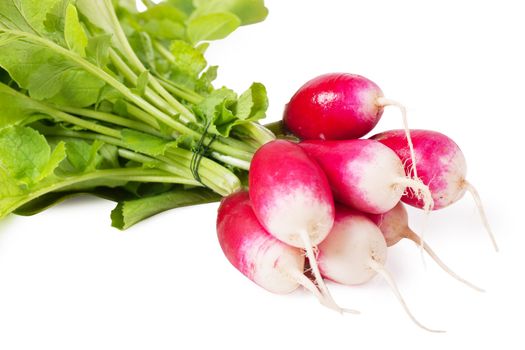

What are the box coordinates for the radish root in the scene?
[404,229,485,292]
[287,269,360,314]
[368,259,445,333]
[299,230,341,312]
[463,181,498,252]
[394,177,434,261]
[376,97,419,180]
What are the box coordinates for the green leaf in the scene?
[60,139,103,174]
[235,82,268,120]
[143,18,186,41]
[40,141,67,180]
[0,82,52,128]
[187,12,241,43]
[166,0,195,16]
[86,34,112,67]
[131,70,149,96]
[0,41,106,107]
[64,3,88,56]
[111,187,220,230]
[121,129,174,156]
[127,31,157,69]
[169,40,207,77]
[0,126,64,186]
[0,0,65,35]
[139,3,188,23]
[192,0,268,26]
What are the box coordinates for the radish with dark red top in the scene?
[216,191,354,312]
[368,202,483,292]
[299,139,433,214]
[317,205,443,332]
[283,73,419,178]
[248,140,338,307]
[371,129,497,251]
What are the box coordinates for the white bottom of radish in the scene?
[319,216,387,285]
[241,235,303,294]
[354,148,406,213]
[265,186,334,247]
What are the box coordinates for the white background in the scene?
[0,0,523,349]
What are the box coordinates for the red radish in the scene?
[283,73,419,178]
[248,140,337,306]
[317,205,443,332]
[216,191,354,312]
[371,129,497,251]
[368,202,483,292]
[299,139,433,215]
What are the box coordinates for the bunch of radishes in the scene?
[216,73,496,332]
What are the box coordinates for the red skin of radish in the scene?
[283,73,384,140]
[371,129,467,210]
[248,140,335,247]
[216,191,304,294]
[299,139,417,214]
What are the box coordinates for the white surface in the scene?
[1,0,523,349]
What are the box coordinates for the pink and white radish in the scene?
[371,129,497,251]
[283,73,419,178]
[248,140,337,306]
[368,202,483,292]
[317,205,443,332]
[299,139,433,214]
[217,191,353,312]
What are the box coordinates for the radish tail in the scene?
[298,230,340,311]
[404,229,485,292]
[394,177,434,261]
[368,259,445,333]
[376,97,418,180]
[287,269,360,314]
[463,181,498,252]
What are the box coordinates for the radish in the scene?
[317,205,443,332]
[248,140,337,307]
[371,129,497,251]
[299,139,433,215]
[216,191,355,313]
[368,202,483,292]
[283,73,419,179]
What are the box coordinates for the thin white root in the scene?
[463,181,499,252]
[376,97,419,180]
[288,269,360,315]
[299,230,341,312]
[404,229,485,293]
[368,259,445,333]
[394,177,434,263]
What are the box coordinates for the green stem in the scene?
[40,106,121,139]
[157,77,203,105]
[55,105,162,136]
[109,49,176,116]
[37,127,240,196]
[123,102,160,129]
